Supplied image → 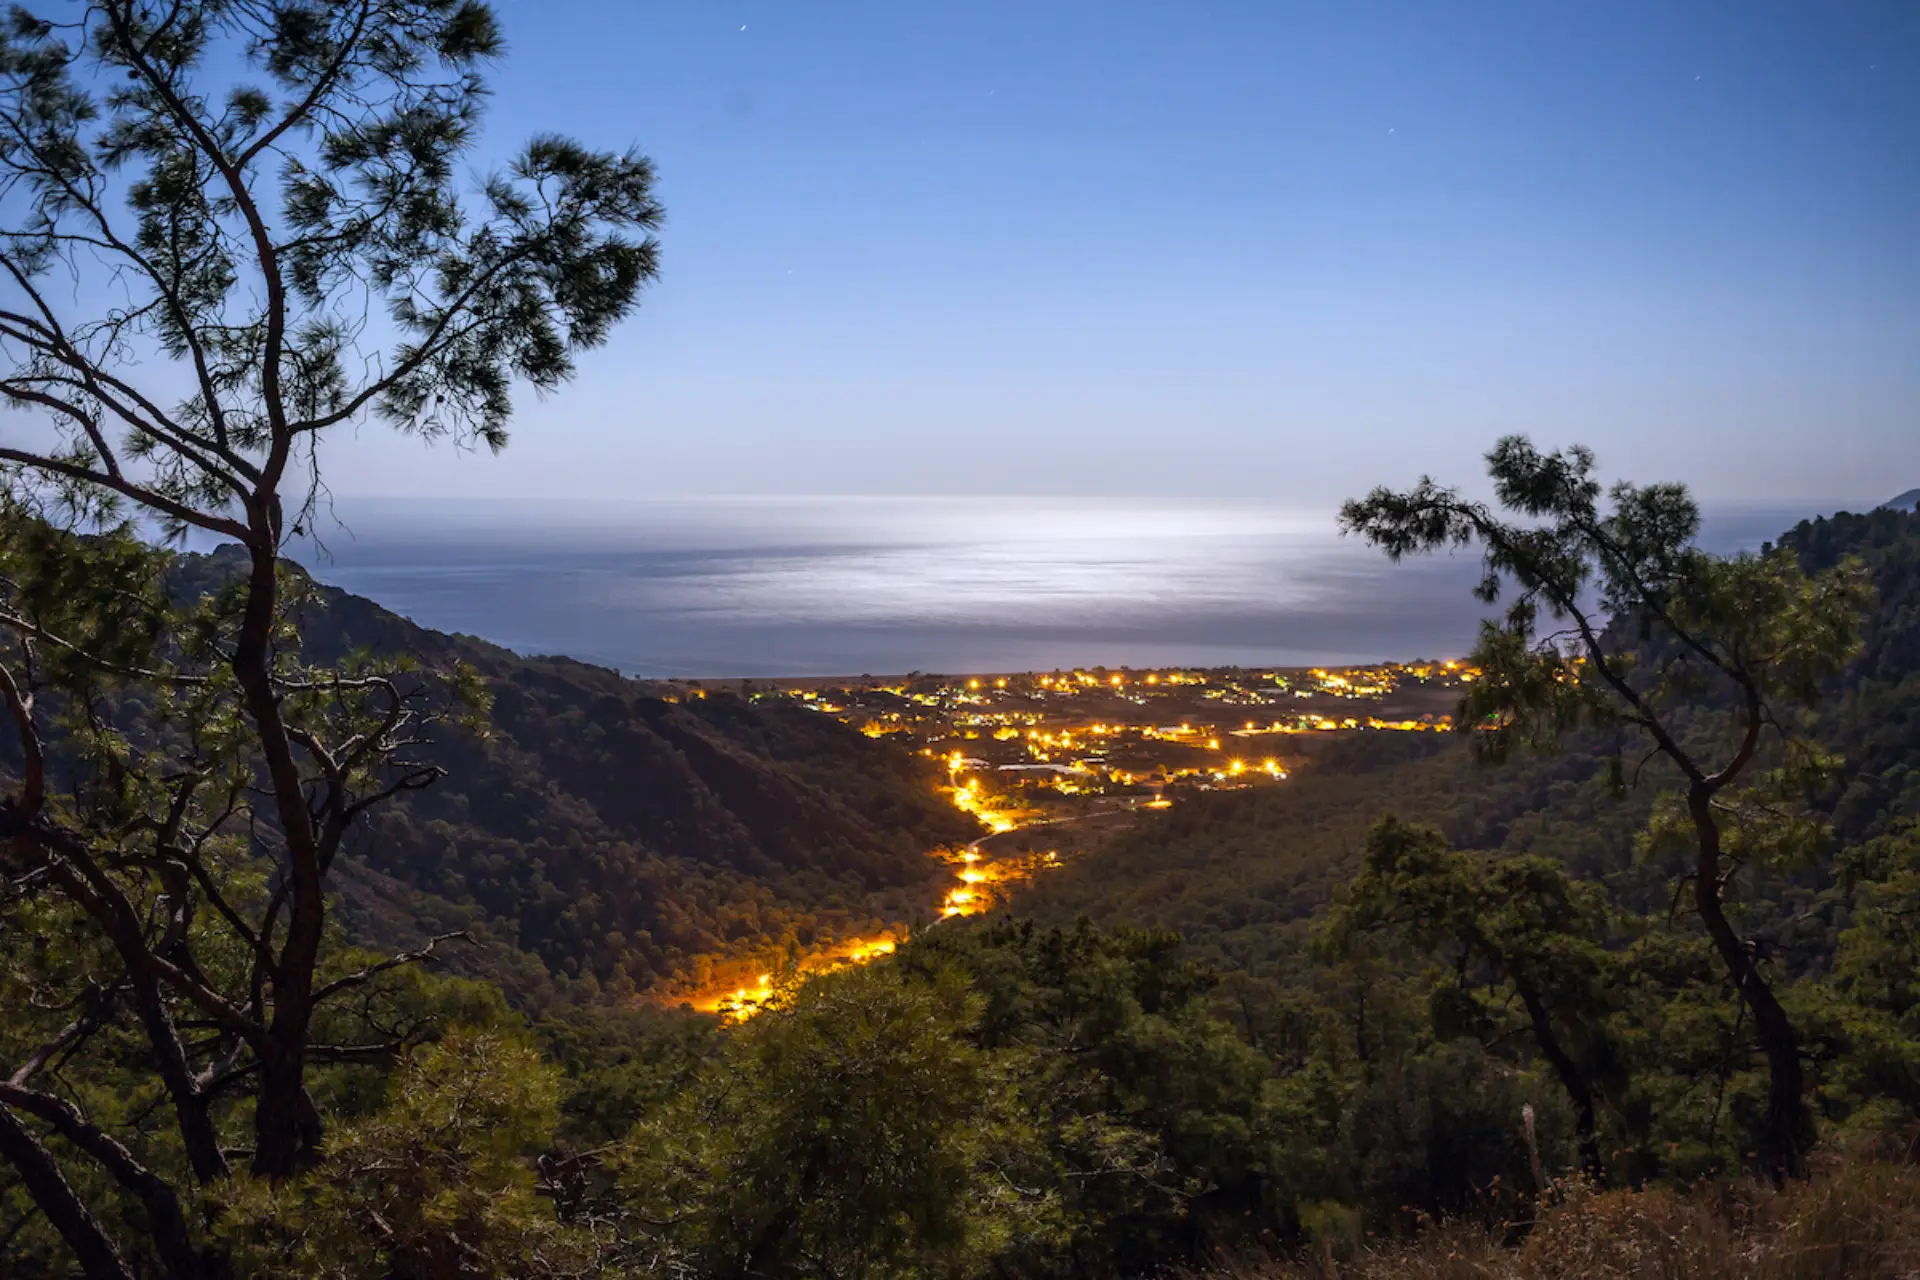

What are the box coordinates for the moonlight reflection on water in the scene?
[281,496,1824,678]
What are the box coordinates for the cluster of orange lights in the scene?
[690,934,902,1022]
[1034,671,1140,690]
[680,659,1483,1025]
[688,847,1042,1022]
[948,759,1020,833]
[941,848,1020,918]
[688,778,1043,1022]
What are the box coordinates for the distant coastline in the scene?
[270,496,1847,679]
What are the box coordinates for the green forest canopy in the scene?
[8,457,1920,1277]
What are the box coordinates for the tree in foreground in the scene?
[1326,817,1616,1182]
[0,3,660,1275]
[619,964,1016,1280]
[1341,437,1872,1183]
[218,1028,599,1279]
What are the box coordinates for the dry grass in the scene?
[1201,1160,1920,1280]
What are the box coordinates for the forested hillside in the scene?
[12,478,1920,1280]
[1025,503,1920,984]
[25,545,982,1004]
[1788,507,1920,841]
[278,550,982,999]
[11,467,1918,1279]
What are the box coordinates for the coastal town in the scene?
[666,660,1481,1017]
[679,659,1478,822]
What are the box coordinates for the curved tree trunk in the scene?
[233,530,325,1179]
[1517,985,1603,1183]
[0,1104,135,1280]
[0,1082,221,1280]
[1688,786,1804,1184]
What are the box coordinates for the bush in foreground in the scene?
[1216,1157,1920,1280]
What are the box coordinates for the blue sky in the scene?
[331,0,1918,504]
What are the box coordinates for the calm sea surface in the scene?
[282,497,1828,678]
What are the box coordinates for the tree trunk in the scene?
[125,975,228,1186]
[1688,785,1805,1183]
[231,532,325,1179]
[0,1082,221,1280]
[1517,984,1604,1183]
[37,850,229,1186]
[252,1050,323,1179]
[0,1104,135,1280]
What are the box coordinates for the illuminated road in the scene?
[679,790,1090,1020]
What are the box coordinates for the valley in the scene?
[673,659,1482,1016]
[0,1,1907,1271]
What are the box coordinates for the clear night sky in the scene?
[332,1,1918,504]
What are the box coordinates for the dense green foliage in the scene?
[1025,496,1920,1198]
[10,474,1920,1277]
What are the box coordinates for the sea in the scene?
[277,496,1836,679]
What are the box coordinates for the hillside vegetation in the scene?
[267,550,983,1000]
[261,499,1920,1277]
[20,546,982,1005]
[1027,502,1920,979]
[1215,1159,1920,1279]
[9,458,1920,1280]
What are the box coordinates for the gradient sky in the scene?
[328,0,1917,504]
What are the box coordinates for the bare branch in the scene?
[313,930,470,1004]
[0,657,44,817]
[0,1102,137,1280]
[0,609,210,686]
[0,445,248,540]
[0,1084,201,1280]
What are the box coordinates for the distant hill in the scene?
[170,548,984,1005]
[1884,488,1920,512]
